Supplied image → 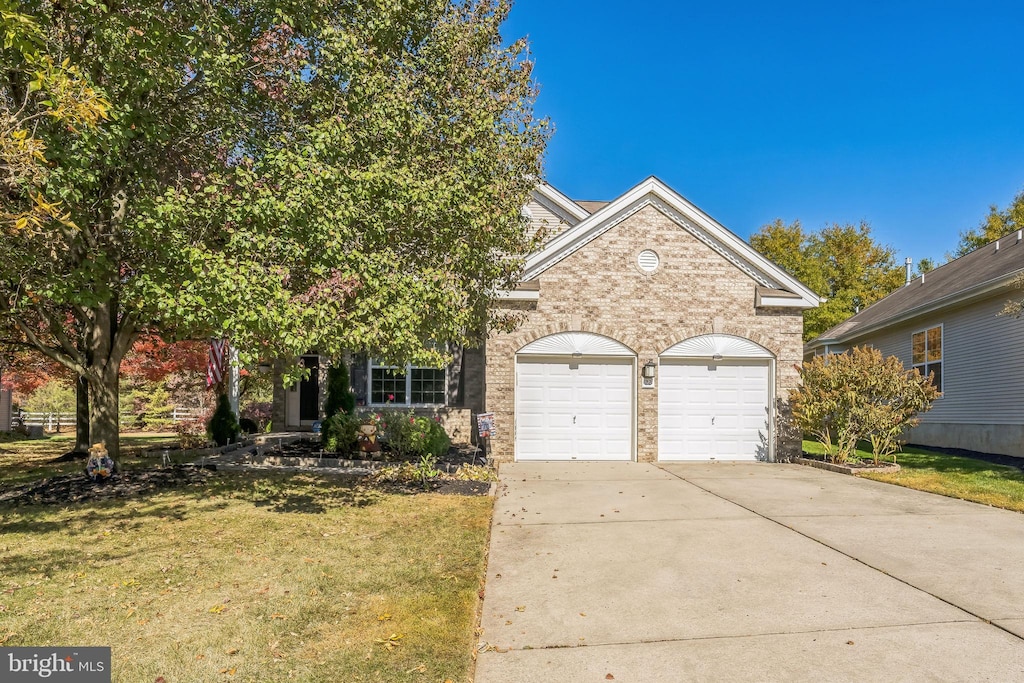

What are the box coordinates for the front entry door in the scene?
[299,355,320,422]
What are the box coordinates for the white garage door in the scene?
[659,359,771,461]
[516,356,633,461]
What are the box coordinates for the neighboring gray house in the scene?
[805,233,1024,457]
[275,177,820,462]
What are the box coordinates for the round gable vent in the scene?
[637,249,660,272]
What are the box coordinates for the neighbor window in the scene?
[368,360,446,405]
[911,325,942,392]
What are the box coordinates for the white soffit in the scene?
[518,332,635,357]
[661,334,773,359]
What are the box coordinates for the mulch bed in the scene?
[0,465,214,507]
[1,441,493,508]
[262,439,487,468]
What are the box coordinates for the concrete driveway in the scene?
[475,462,1024,682]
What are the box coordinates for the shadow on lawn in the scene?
[0,467,382,517]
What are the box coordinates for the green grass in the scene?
[0,471,492,682]
[803,439,1024,512]
[0,432,179,487]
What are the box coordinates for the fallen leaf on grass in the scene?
[405,663,427,674]
[606,675,615,680]
[219,666,236,675]
[209,604,226,614]
[270,613,286,620]
[515,605,526,612]
[225,647,239,655]
[374,633,404,651]
[377,613,391,622]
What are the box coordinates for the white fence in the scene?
[16,408,202,430]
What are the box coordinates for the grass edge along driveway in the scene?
[803,440,1024,513]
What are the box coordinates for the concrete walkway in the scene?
[475,462,1024,682]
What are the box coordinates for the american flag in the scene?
[206,338,229,388]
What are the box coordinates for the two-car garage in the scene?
[514,332,772,462]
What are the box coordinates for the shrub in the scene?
[791,347,941,464]
[207,394,240,447]
[240,401,272,430]
[176,419,208,449]
[322,412,361,453]
[382,411,450,460]
[323,363,356,418]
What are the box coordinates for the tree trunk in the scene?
[87,367,120,462]
[83,298,131,464]
[74,376,90,452]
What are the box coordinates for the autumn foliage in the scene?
[791,347,941,464]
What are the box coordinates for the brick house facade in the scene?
[276,177,816,462]
[482,177,815,463]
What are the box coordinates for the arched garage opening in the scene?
[658,334,774,461]
[515,332,636,461]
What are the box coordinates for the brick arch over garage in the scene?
[652,327,784,360]
[509,323,640,357]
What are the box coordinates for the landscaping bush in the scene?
[383,411,451,459]
[176,419,208,449]
[207,394,240,447]
[240,401,272,431]
[791,346,941,464]
[322,412,361,453]
[323,363,356,418]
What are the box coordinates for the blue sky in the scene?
[503,1,1024,264]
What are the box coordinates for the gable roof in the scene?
[531,182,591,224]
[807,231,1024,348]
[521,176,820,308]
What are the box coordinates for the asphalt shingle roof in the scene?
[812,231,1024,343]
[575,200,609,214]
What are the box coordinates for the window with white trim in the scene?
[368,360,446,406]
[911,325,942,392]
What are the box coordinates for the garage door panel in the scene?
[516,357,634,461]
[659,359,771,462]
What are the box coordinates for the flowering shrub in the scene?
[376,410,450,459]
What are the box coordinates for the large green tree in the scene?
[1,0,547,459]
[953,187,1024,257]
[750,219,904,341]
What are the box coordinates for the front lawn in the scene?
[0,432,179,486]
[802,440,1024,512]
[0,469,492,682]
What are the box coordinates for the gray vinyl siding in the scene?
[850,292,1024,426]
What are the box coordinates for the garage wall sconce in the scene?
[641,360,656,389]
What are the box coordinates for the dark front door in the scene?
[299,355,320,421]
